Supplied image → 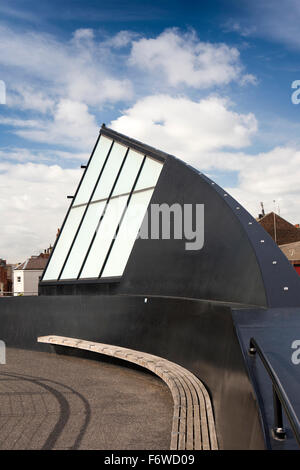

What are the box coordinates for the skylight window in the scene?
[42,134,163,282]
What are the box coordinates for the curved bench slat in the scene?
[38,335,218,450]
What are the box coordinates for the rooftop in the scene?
[15,253,49,271]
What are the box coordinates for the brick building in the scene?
[0,259,13,296]
[258,212,300,246]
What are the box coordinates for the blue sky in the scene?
[1,0,300,261]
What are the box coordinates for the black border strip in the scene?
[98,156,147,278]
[72,186,156,208]
[40,126,166,287]
[39,276,121,286]
[101,126,167,164]
[40,132,105,282]
[57,140,115,281]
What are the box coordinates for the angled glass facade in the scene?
[42,134,163,281]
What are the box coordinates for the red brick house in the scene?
[0,259,13,296]
[258,212,300,246]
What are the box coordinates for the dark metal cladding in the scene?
[0,295,265,450]
[40,126,300,309]
[2,127,300,449]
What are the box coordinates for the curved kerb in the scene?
[37,335,218,450]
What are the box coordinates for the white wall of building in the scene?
[13,270,43,296]
[13,270,24,296]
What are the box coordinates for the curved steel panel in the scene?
[40,127,300,308]
[0,295,265,449]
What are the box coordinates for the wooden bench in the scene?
[38,335,218,450]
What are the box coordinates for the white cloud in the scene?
[110,93,300,225]
[110,94,257,166]
[200,145,300,225]
[7,86,55,114]
[0,147,88,163]
[105,30,139,48]
[0,162,82,263]
[0,24,135,150]
[129,29,256,88]
[237,146,300,194]
[4,23,291,262]
[0,117,42,128]
[0,24,133,111]
[0,25,257,153]
[72,28,95,42]
[226,146,300,224]
[5,99,99,150]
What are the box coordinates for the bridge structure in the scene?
[1,125,300,449]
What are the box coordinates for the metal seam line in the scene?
[98,156,147,278]
[72,186,156,208]
[41,132,104,281]
[76,147,130,280]
[57,140,115,281]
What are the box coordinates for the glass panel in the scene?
[112,149,144,196]
[80,195,128,279]
[134,157,163,191]
[42,205,86,280]
[101,189,154,278]
[73,136,112,206]
[60,201,106,280]
[91,142,127,202]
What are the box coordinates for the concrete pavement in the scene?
[0,348,173,450]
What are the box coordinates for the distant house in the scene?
[13,252,50,296]
[0,259,14,296]
[279,241,300,276]
[258,212,300,246]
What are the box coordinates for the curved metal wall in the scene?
[0,294,265,449]
[40,127,300,308]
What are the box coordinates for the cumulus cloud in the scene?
[105,30,139,48]
[8,86,55,114]
[0,24,133,110]
[110,94,257,166]
[0,25,256,152]
[0,162,81,262]
[14,99,99,150]
[1,99,99,151]
[0,26,256,119]
[129,29,256,88]
[3,23,294,263]
[227,146,300,223]
[72,28,95,42]
[0,147,88,164]
[0,24,134,151]
[110,94,300,225]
